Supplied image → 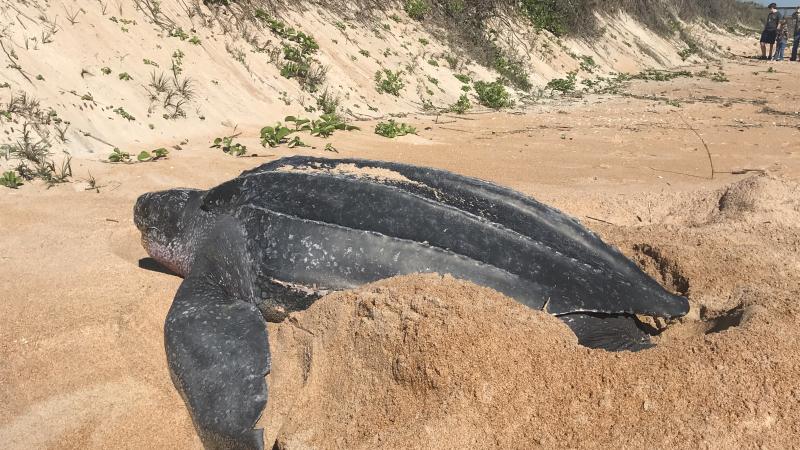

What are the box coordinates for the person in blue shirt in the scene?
[760,3,783,60]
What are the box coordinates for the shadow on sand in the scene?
[138,257,180,277]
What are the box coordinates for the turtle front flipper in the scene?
[165,216,269,450]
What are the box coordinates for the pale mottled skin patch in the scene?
[276,162,422,186]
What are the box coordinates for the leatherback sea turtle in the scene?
[134,156,688,449]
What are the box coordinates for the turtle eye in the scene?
[134,192,158,231]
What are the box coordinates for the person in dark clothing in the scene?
[791,7,800,61]
[760,3,783,60]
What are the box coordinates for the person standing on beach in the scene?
[774,19,789,61]
[760,3,782,60]
[791,6,800,61]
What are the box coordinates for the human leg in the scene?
[775,42,785,60]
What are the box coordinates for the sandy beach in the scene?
[1,52,799,448]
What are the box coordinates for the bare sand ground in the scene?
[1,58,799,448]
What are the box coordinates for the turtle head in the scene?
[134,189,214,276]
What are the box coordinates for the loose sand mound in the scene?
[262,275,798,448]
[714,174,800,224]
[653,174,800,227]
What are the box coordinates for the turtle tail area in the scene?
[164,215,269,450]
[558,313,657,352]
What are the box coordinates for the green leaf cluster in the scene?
[473,80,512,109]
[0,170,23,188]
[448,94,471,114]
[259,114,360,148]
[374,119,417,138]
[256,10,323,92]
[519,0,568,36]
[211,135,247,156]
[137,147,169,162]
[632,69,693,82]
[546,71,577,93]
[108,147,130,162]
[113,107,135,121]
[375,69,405,96]
[404,0,430,20]
[259,123,293,148]
[109,147,169,162]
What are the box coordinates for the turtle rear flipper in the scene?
[165,216,269,450]
[559,313,656,352]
